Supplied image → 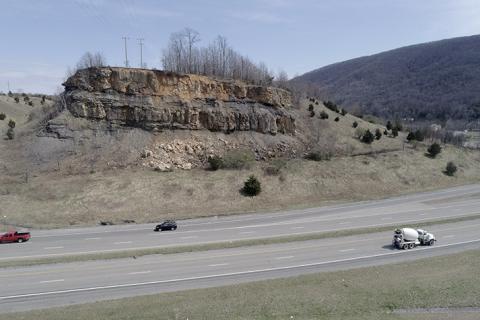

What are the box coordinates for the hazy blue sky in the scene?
[1,0,479,93]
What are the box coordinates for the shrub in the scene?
[352,121,358,128]
[263,159,287,176]
[391,127,399,137]
[393,121,403,132]
[305,150,332,161]
[406,132,415,141]
[41,95,46,105]
[414,129,424,142]
[361,129,375,144]
[23,96,29,102]
[223,150,255,169]
[427,143,442,158]
[445,161,457,176]
[319,111,329,119]
[375,128,382,140]
[242,175,261,196]
[309,110,316,117]
[8,119,16,128]
[308,104,314,112]
[14,97,19,103]
[386,121,392,131]
[383,129,388,135]
[0,113,5,120]
[28,101,34,107]
[6,128,14,140]
[315,101,319,105]
[207,155,223,171]
[341,109,347,116]
[334,117,339,122]
[8,91,13,97]
[324,101,339,113]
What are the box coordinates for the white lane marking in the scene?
[275,256,294,260]
[43,246,64,250]
[291,226,304,230]
[39,279,64,284]
[381,217,392,220]
[180,236,198,240]
[339,222,350,225]
[419,213,427,216]
[128,271,151,275]
[208,263,229,267]
[114,241,132,245]
[4,238,480,301]
[239,231,255,235]
[443,235,455,239]
[339,248,355,253]
[84,237,101,241]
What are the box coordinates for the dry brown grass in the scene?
[1,143,480,229]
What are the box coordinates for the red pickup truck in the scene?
[0,231,31,243]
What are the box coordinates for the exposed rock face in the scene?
[63,67,295,135]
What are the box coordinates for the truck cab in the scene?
[416,229,436,246]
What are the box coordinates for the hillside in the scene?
[293,35,480,126]
[1,68,479,228]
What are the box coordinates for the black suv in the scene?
[154,220,177,231]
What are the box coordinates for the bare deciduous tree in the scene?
[76,52,107,70]
[161,28,274,85]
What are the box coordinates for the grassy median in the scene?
[2,214,479,269]
[2,248,480,319]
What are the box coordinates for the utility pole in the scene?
[138,38,144,68]
[122,36,130,67]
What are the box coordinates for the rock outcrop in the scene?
[63,67,295,135]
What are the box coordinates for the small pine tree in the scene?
[383,129,388,135]
[242,175,261,196]
[23,96,30,102]
[414,129,424,142]
[427,143,442,158]
[0,113,5,120]
[334,117,340,122]
[341,109,347,116]
[8,119,16,128]
[445,161,457,176]
[41,95,46,105]
[361,129,375,144]
[386,121,392,131]
[14,97,19,103]
[310,110,316,117]
[319,111,329,119]
[308,104,314,111]
[6,127,14,140]
[375,128,382,140]
[28,101,34,107]
[208,155,223,171]
[352,121,358,128]
[406,132,415,141]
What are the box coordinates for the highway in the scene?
[1,184,480,261]
[1,220,480,313]
[1,184,480,313]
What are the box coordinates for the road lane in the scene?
[1,220,480,313]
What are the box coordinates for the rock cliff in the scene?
[63,67,295,135]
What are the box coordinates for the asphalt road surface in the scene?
[1,219,479,313]
[1,184,480,261]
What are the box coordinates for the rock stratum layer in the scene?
[64,67,295,135]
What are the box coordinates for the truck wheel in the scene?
[17,238,23,243]
[403,244,408,250]
[429,239,435,246]
[409,243,415,249]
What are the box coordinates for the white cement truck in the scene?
[392,228,436,249]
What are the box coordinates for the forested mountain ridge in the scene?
[293,35,480,125]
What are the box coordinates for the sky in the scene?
[1,0,480,94]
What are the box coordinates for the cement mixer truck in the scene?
[392,228,436,249]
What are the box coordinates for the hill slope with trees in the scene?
[293,35,480,127]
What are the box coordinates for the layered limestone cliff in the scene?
[63,67,295,135]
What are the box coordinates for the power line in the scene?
[122,36,130,67]
[138,38,145,68]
